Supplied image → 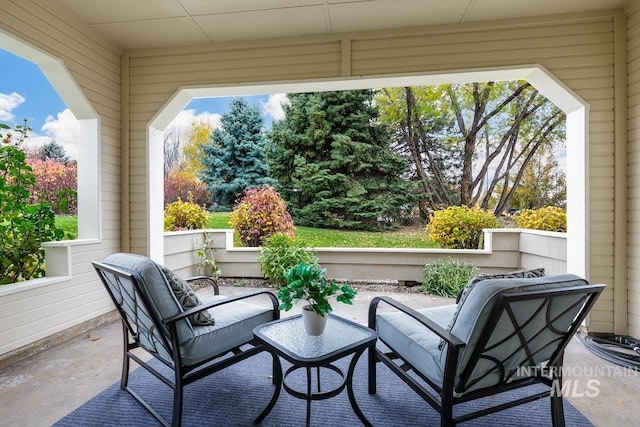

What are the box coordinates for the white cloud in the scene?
[41,108,78,159]
[165,109,222,139]
[261,93,289,121]
[0,92,25,122]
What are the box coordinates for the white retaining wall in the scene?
[164,229,567,283]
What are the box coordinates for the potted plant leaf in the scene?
[278,262,357,335]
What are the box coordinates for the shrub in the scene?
[421,258,478,298]
[164,198,209,231]
[164,171,211,207]
[229,185,295,247]
[257,234,319,288]
[27,158,77,214]
[516,206,567,232]
[426,205,499,249]
[0,144,65,284]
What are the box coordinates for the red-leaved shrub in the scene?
[164,171,211,207]
[229,185,295,247]
[27,158,77,214]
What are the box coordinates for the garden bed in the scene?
[216,277,423,294]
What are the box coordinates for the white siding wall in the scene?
[0,1,121,355]
[0,6,626,358]
[164,229,565,283]
[126,11,621,334]
[627,2,640,338]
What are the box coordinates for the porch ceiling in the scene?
[54,0,627,49]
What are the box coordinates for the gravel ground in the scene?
[216,277,423,294]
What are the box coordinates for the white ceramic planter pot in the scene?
[301,305,327,335]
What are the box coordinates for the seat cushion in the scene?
[159,265,215,326]
[179,295,275,366]
[376,305,457,387]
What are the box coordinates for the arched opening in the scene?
[0,30,101,279]
[148,65,588,277]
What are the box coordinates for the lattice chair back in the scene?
[94,253,192,365]
[448,274,600,395]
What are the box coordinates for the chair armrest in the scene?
[368,296,465,348]
[185,275,219,295]
[164,290,280,325]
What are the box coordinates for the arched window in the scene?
[148,66,588,277]
[0,32,100,282]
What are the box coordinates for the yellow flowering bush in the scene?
[164,198,209,231]
[516,206,566,232]
[426,205,499,249]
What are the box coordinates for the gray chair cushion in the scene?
[180,295,275,366]
[103,253,276,367]
[455,268,546,304]
[377,274,589,396]
[377,305,457,387]
[451,274,588,393]
[442,268,546,348]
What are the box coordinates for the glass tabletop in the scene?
[255,315,375,360]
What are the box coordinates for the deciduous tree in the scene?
[378,81,565,216]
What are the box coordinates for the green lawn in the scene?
[56,212,435,248]
[207,212,436,248]
[55,215,78,239]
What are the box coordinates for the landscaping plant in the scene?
[229,185,295,247]
[426,205,499,249]
[195,231,221,280]
[164,196,209,231]
[421,258,478,298]
[516,206,566,232]
[164,171,210,207]
[27,158,77,214]
[1,122,66,284]
[257,233,319,288]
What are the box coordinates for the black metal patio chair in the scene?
[368,273,604,427]
[92,253,280,427]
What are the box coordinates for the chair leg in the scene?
[120,322,130,389]
[551,358,566,427]
[440,394,454,427]
[172,375,184,427]
[550,394,565,427]
[368,347,377,394]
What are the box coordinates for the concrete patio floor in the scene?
[1,286,639,426]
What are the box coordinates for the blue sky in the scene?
[0,49,67,133]
[1,47,564,172]
[0,48,286,158]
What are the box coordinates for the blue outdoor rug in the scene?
[55,351,592,426]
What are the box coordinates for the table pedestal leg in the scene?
[347,348,372,427]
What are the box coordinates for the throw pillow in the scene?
[159,265,215,326]
[441,268,546,349]
[455,267,546,304]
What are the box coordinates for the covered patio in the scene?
[2,285,640,426]
[0,0,639,425]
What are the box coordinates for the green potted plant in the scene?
[278,262,357,335]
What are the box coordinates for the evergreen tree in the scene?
[41,140,70,165]
[267,90,415,230]
[200,98,272,210]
